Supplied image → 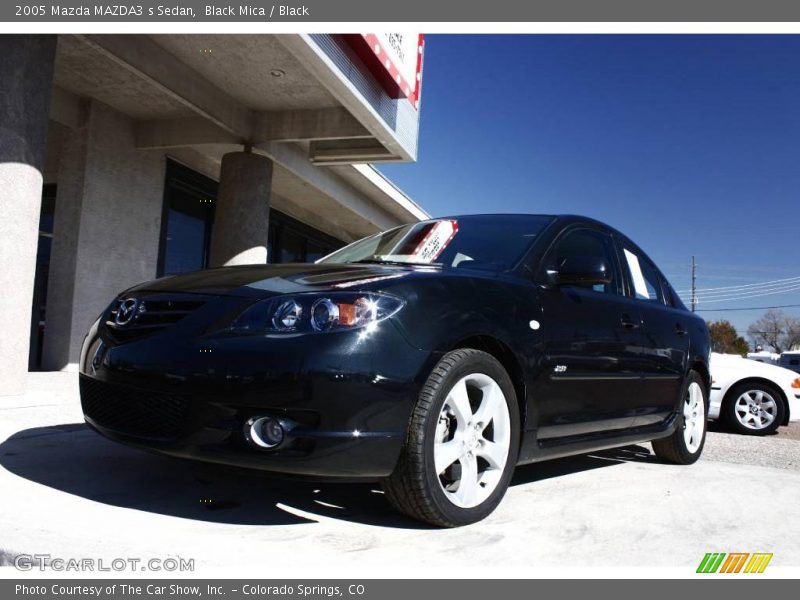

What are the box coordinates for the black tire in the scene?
[652,370,708,465]
[722,381,786,436]
[383,349,520,527]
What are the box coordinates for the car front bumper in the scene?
[787,389,800,423]
[78,299,434,480]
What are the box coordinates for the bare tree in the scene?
[747,309,800,353]
[789,317,800,351]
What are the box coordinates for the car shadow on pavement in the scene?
[0,424,655,529]
[511,443,656,486]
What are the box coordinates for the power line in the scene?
[693,283,800,304]
[697,303,800,313]
[688,279,800,298]
[675,274,800,294]
[672,260,800,312]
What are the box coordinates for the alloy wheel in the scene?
[734,389,778,430]
[683,381,705,453]
[434,373,511,508]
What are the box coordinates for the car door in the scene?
[619,243,690,427]
[533,227,647,440]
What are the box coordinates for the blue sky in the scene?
[379,35,800,337]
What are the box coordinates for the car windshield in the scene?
[319,215,554,271]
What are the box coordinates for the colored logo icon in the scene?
[697,552,773,573]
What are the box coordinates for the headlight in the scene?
[229,292,404,334]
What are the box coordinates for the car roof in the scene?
[438,213,611,227]
[437,213,625,238]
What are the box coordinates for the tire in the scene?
[652,370,708,465]
[383,349,521,527]
[722,381,785,436]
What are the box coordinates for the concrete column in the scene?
[0,36,56,395]
[40,102,90,371]
[42,100,165,371]
[209,151,272,267]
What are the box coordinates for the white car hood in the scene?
[711,352,799,387]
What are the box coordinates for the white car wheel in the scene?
[652,370,707,464]
[734,388,778,431]
[683,381,705,454]
[434,373,511,508]
[723,382,785,436]
[383,348,520,527]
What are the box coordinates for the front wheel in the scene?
[383,349,520,527]
[652,371,707,465]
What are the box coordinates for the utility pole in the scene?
[691,256,697,313]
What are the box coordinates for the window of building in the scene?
[29,184,57,370]
[268,211,344,264]
[306,240,331,263]
[157,160,345,274]
[157,161,217,277]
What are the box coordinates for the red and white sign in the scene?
[410,220,458,263]
[344,34,424,109]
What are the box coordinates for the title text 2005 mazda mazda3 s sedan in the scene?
[80,214,711,526]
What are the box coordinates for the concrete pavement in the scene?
[1,372,799,574]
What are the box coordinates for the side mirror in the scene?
[552,256,613,286]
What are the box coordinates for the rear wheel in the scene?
[652,371,707,464]
[722,382,785,436]
[383,349,520,527]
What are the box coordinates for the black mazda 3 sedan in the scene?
[80,214,710,526]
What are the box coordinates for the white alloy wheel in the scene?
[683,381,705,453]
[383,348,521,527]
[734,388,778,430]
[434,373,511,508]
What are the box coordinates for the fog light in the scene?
[246,416,285,449]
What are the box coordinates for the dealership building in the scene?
[0,34,427,395]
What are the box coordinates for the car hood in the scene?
[128,263,432,298]
[711,352,799,386]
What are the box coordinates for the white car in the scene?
[709,352,800,435]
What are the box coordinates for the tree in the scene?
[708,320,750,356]
[747,309,800,353]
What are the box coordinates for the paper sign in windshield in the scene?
[410,220,459,263]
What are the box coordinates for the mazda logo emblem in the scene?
[115,298,139,326]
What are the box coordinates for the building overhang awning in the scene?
[48,33,427,242]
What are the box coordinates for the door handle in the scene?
[675,323,688,336]
[620,314,640,329]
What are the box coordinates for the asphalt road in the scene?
[705,421,800,470]
[777,421,800,441]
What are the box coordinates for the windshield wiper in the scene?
[352,258,442,267]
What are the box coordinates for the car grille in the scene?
[80,377,190,440]
[105,296,206,342]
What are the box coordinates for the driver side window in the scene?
[541,229,621,295]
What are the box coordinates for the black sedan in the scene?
[80,214,711,526]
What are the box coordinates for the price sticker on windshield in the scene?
[411,220,459,263]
